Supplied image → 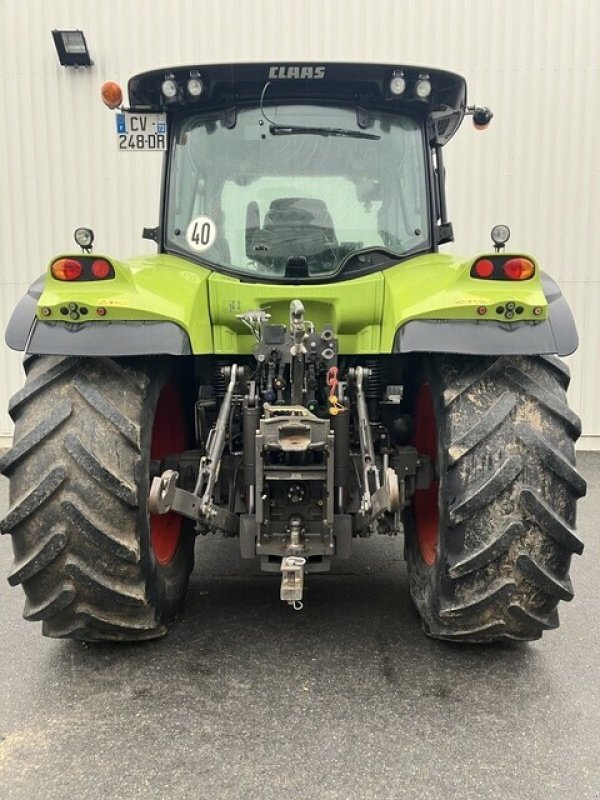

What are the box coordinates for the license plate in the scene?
[115,113,167,151]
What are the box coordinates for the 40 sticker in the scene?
[186,215,217,252]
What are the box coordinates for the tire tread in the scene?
[2,356,191,641]
[407,354,585,643]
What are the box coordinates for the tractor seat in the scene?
[250,197,338,270]
[264,197,336,237]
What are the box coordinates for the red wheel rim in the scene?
[413,383,439,566]
[150,384,187,566]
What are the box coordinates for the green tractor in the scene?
[1,63,586,643]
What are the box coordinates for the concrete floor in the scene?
[0,454,598,800]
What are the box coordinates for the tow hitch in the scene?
[280,556,306,610]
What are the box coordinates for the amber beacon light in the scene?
[101,81,123,109]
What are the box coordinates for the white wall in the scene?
[1,0,598,446]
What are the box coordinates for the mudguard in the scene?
[5,258,577,358]
[393,273,578,357]
[23,319,191,356]
[5,276,45,351]
[5,274,192,356]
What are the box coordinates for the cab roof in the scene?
[128,62,467,145]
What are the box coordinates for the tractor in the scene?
[1,62,586,642]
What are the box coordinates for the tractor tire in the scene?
[0,355,195,641]
[404,354,586,643]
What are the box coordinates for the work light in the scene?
[415,75,432,99]
[187,72,204,98]
[74,227,94,252]
[161,77,179,100]
[390,72,406,96]
[491,224,511,249]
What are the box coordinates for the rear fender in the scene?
[393,272,578,356]
[5,275,46,351]
[5,252,212,356]
[5,275,192,356]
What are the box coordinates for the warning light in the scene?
[101,81,123,109]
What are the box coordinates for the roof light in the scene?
[74,227,94,252]
[390,71,406,96]
[415,75,432,99]
[51,258,83,281]
[187,71,204,98]
[101,81,123,109]
[161,76,179,100]
[503,258,535,280]
[51,30,93,68]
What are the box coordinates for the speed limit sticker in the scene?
[186,216,217,252]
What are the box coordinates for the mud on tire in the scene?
[0,356,195,641]
[405,354,586,643]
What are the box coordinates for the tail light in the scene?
[503,258,535,280]
[91,259,112,279]
[473,259,494,278]
[51,258,83,281]
[471,255,535,281]
[50,256,115,281]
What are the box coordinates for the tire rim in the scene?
[413,383,439,566]
[150,384,186,566]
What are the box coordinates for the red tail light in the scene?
[91,259,111,279]
[51,258,83,281]
[503,258,535,280]
[473,259,494,278]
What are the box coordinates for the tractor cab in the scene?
[110,63,488,282]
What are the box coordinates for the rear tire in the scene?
[0,355,195,641]
[405,354,586,643]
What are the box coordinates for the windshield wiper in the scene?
[269,124,380,140]
[339,245,401,266]
[337,244,428,272]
